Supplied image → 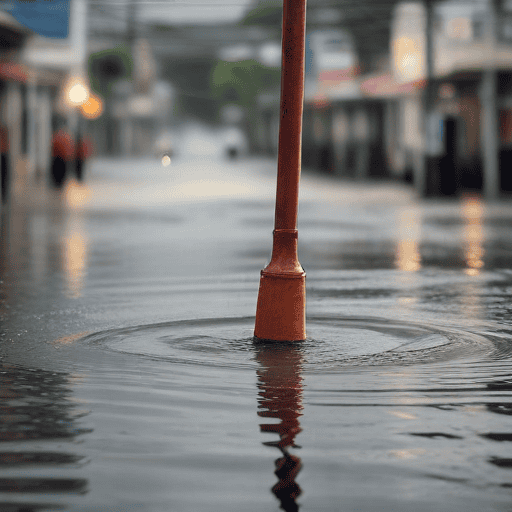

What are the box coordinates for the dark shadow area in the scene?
[0,364,91,507]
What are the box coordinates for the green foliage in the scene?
[88,45,133,97]
[241,1,282,27]
[211,59,280,107]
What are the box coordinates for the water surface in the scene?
[1,157,512,511]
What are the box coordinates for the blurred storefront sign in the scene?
[22,0,87,69]
[308,29,356,79]
[0,0,70,39]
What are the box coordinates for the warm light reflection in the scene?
[63,231,87,298]
[161,155,171,167]
[388,410,417,420]
[65,182,92,209]
[395,208,421,272]
[461,195,484,276]
[396,240,421,272]
[386,370,429,462]
[389,448,427,459]
[397,296,417,307]
[52,331,90,346]
[62,216,88,299]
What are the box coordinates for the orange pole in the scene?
[254,0,307,342]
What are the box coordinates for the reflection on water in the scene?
[64,181,92,210]
[0,364,90,507]
[255,341,303,512]
[2,154,512,510]
[461,195,485,276]
[459,195,485,320]
[0,364,91,440]
[62,218,88,299]
[62,183,90,299]
[395,207,422,273]
[394,206,422,317]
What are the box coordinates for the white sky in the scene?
[137,0,254,25]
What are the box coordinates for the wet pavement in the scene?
[1,146,512,511]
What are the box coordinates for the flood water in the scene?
[1,151,512,511]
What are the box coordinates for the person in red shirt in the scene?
[51,128,75,188]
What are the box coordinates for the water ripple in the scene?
[82,315,499,376]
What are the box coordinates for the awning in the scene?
[0,61,27,82]
[361,72,425,98]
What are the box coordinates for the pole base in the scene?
[254,271,306,342]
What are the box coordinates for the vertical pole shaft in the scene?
[274,0,306,231]
[420,0,435,197]
[482,0,499,201]
[254,0,307,342]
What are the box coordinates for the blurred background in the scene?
[0,0,511,201]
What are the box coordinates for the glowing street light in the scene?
[80,93,104,120]
[64,74,90,107]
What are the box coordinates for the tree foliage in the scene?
[88,45,132,98]
[241,1,282,28]
[211,59,280,107]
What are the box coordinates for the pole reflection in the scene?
[254,340,304,512]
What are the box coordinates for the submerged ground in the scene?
[1,137,512,511]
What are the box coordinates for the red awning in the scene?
[361,72,425,97]
[0,62,27,83]
[317,66,359,82]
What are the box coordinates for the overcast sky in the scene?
[137,0,254,25]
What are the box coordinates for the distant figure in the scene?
[227,147,238,160]
[75,135,94,182]
[51,129,75,188]
[0,125,9,203]
[223,125,247,160]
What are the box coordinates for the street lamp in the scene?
[65,74,90,107]
[80,93,104,120]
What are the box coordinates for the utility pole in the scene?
[481,0,499,200]
[421,0,438,197]
[254,0,307,342]
[119,0,137,156]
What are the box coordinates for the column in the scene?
[481,0,499,200]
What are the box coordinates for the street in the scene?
[1,146,512,511]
